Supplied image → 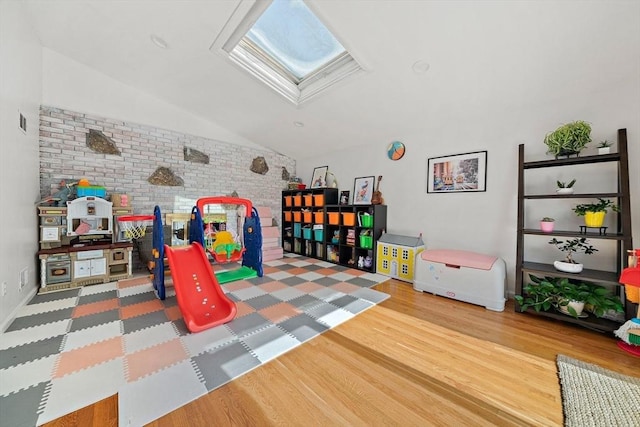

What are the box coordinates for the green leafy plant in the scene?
[556,179,576,189]
[597,140,612,148]
[543,121,592,158]
[549,237,597,264]
[515,275,624,318]
[572,198,619,216]
[541,217,555,222]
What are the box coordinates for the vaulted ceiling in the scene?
[24,0,639,160]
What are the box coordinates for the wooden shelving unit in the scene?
[515,128,634,332]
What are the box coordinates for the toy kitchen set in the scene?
[37,184,135,293]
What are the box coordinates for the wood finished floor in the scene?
[43,279,639,427]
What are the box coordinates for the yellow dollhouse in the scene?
[376,233,425,282]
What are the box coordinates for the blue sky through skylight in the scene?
[246,0,346,80]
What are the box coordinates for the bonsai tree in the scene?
[541,217,555,222]
[573,198,619,216]
[556,179,576,189]
[597,140,612,148]
[549,237,597,264]
[543,121,592,158]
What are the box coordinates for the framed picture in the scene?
[340,190,350,205]
[426,150,487,193]
[353,176,375,205]
[310,166,328,188]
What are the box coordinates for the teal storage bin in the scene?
[303,226,312,239]
[314,229,324,241]
[293,223,301,238]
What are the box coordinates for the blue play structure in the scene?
[151,197,263,300]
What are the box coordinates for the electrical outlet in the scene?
[19,267,28,292]
[1,282,7,297]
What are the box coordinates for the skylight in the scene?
[212,0,363,105]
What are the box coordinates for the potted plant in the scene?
[556,179,576,195]
[543,121,592,158]
[597,140,612,155]
[572,198,619,228]
[549,237,597,273]
[515,275,624,319]
[540,217,555,233]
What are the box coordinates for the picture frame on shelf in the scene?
[340,190,350,205]
[426,150,487,193]
[353,176,375,205]
[310,166,328,188]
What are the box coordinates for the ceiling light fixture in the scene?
[150,34,168,49]
[412,60,430,74]
[294,121,304,127]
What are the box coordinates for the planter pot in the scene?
[540,221,555,233]
[598,147,611,155]
[584,211,606,227]
[556,188,574,195]
[554,260,583,273]
[558,300,586,316]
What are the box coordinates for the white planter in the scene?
[553,260,583,273]
[598,147,611,155]
[558,300,585,316]
[556,188,574,195]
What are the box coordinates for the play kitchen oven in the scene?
[45,254,71,284]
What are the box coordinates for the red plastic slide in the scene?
[163,242,237,333]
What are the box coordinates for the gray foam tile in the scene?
[193,341,260,391]
[121,310,169,335]
[278,313,329,342]
[0,336,64,369]
[77,290,118,305]
[5,308,74,332]
[68,309,121,333]
[0,382,49,427]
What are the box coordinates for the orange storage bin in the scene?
[293,195,302,207]
[303,194,313,206]
[314,211,324,223]
[284,211,292,222]
[342,212,356,226]
[327,212,340,225]
[313,194,324,206]
[293,211,302,222]
[303,211,312,223]
[284,196,292,207]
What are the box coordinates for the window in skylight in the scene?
[212,0,363,105]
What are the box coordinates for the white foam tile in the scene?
[17,297,78,317]
[269,287,306,301]
[0,354,58,396]
[62,321,122,352]
[359,272,388,282]
[328,272,357,281]
[119,359,206,427]
[117,283,154,298]
[314,261,335,267]
[181,325,237,357]
[0,320,71,350]
[37,358,125,426]
[263,259,286,267]
[297,271,324,281]
[312,288,345,301]
[78,281,118,296]
[316,308,355,328]
[123,322,179,354]
[265,271,293,281]
[241,326,300,363]
[229,286,268,301]
[289,260,312,268]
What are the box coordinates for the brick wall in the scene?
[39,105,294,220]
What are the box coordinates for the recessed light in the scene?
[412,60,430,74]
[294,121,304,127]
[150,34,168,49]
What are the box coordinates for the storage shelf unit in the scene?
[515,128,634,332]
[281,188,387,273]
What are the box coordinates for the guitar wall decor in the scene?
[371,175,384,205]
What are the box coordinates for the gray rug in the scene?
[557,355,640,427]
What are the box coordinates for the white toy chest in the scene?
[414,249,506,311]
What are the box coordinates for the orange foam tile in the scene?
[294,282,325,293]
[223,280,254,292]
[286,267,308,276]
[330,282,361,294]
[118,276,152,288]
[258,302,301,323]
[54,336,124,378]
[258,281,289,292]
[164,305,183,322]
[262,266,280,274]
[313,268,340,276]
[119,299,165,320]
[234,301,256,317]
[343,268,367,276]
[73,298,120,318]
[125,338,188,382]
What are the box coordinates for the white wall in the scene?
[0,1,43,331]
[298,75,640,296]
[42,48,263,151]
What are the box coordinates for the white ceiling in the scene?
[23,0,640,160]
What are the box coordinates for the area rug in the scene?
[556,355,640,427]
[0,254,390,427]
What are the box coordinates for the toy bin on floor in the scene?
[413,249,506,312]
[293,223,302,238]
